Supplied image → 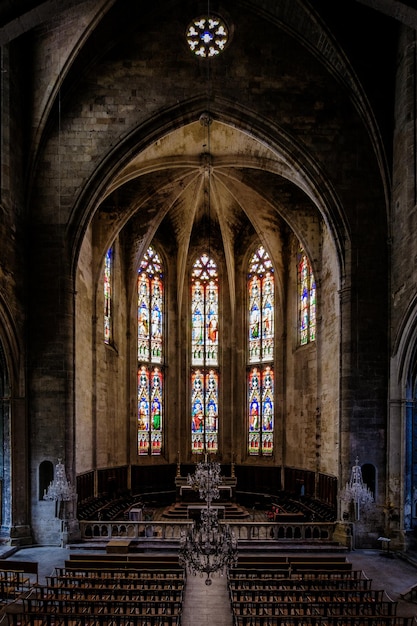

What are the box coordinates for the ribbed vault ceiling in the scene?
[102,119,319,262]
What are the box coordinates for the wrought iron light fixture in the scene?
[179,455,238,585]
[340,457,374,521]
[44,459,77,504]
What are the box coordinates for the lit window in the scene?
[104,247,113,344]
[186,15,229,58]
[248,366,274,456]
[298,246,316,345]
[191,253,219,453]
[247,245,274,456]
[137,246,164,456]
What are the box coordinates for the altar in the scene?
[175,464,237,502]
[187,504,225,520]
[179,484,232,501]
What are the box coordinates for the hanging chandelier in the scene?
[340,457,374,521]
[43,459,77,503]
[186,454,222,503]
[179,455,238,585]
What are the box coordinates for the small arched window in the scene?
[137,246,164,456]
[298,246,316,345]
[247,245,274,456]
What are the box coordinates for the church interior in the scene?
[1,0,417,571]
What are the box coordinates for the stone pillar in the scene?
[10,397,32,545]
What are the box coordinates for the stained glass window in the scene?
[247,245,274,456]
[137,246,163,456]
[298,246,316,345]
[104,247,113,344]
[186,15,229,58]
[191,254,219,453]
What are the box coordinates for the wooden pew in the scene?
[46,574,185,591]
[6,612,182,625]
[288,555,348,563]
[68,552,180,564]
[57,565,185,581]
[231,599,398,617]
[230,587,385,603]
[31,583,183,603]
[291,560,352,572]
[228,574,373,591]
[233,617,415,626]
[0,561,38,584]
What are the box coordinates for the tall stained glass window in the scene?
[104,247,113,344]
[298,246,316,345]
[191,253,219,453]
[137,246,163,456]
[247,245,274,456]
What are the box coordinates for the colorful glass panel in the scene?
[138,273,150,361]
[150,367,162,455]
[104,247,113,344]
[248,365,274,456]
[138,366,150,455]
[298,247,316,346]
[248,368,261,455]
[191,369,205,452]
[261,367,274,456]
[191,281,204,365]
[261,272,274,361]
[191,254,219,454]
[249,276,261,363]
[191,368,219,453]
[186,16,229,58]
[205,281,218,365]
[248,246,274,362]
[137,246,164,456]
[247,245,275,456]
[151,276,163,363]
[309,272,316,343]
[205,369,218,452]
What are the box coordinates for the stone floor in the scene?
[1,545,417,624]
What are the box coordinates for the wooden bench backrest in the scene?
[0,560,38,579]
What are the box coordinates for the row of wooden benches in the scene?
[58,567,185,581]
[27,584,183,603]
[226,561,417,626]
[233,618,416,626]
[46,576,185,591]
[19,595,183,617]
[228,567,364,581]
[4,614,180,625]
[228,576,374,590]
[0,562,186,626]
[230,589,388,603]
[231,600,399,617]
[0,566,39,606]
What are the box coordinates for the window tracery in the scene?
[186,15,228,58]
